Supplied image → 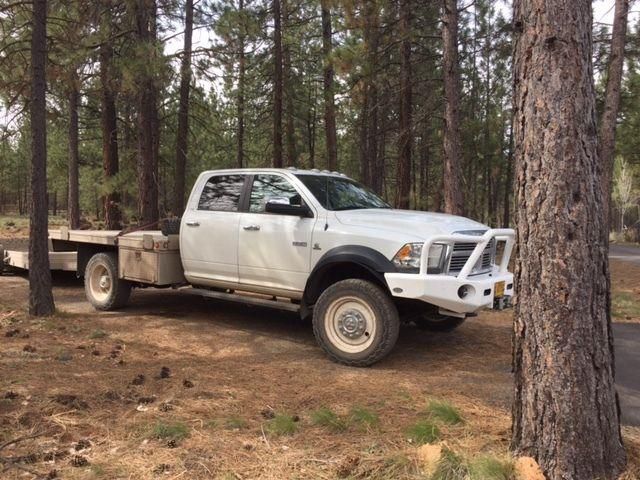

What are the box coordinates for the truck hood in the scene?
[334,209,488,239]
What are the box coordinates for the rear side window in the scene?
[198,175,245,212]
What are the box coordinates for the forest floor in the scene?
[1,225,639,479]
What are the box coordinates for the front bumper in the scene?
[384,228,515,315]
[385,268,514,314]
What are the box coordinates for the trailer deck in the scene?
[1,228,184,286]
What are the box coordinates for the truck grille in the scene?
[447,239,495,275]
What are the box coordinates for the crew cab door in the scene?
[180,174,247,287]
[238,173,317,295]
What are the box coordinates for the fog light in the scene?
[458,285,475,299]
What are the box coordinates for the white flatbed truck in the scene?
[1,168,515,366]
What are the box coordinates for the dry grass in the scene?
[0,233,639,478]
[610,260,640,324]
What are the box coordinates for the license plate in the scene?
[494,281,505,298]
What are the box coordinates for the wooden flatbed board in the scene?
[2,249,77,272]
[48,229,122,246]
[48,229,178,251]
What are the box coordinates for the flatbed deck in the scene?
[1,228,180,276]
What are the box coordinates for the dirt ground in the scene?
[1,236,639,478]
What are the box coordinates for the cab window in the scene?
[198,175,245,212]
[249,174,301,213]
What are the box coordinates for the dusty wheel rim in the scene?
[324,296,377,354]
[88,263,112,303]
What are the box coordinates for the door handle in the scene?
[243,225,260,231]
[185,221,200,227]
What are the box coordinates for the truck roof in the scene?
[200,167,348,178]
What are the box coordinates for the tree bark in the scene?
[173,0,193,215]
[100,36,122,230]
[135,0,159,225]
[321,0,338,171]
[29,0,55,316]
[512,1,627,478]
[67,72,80,229]
[502,118,513,227]
[360,1,380,191]
[442,0,464,215]
[237,0,246,168]
[396,0,412,209]
[307,80,318,168]
[272,0,284,168]
[282,0,296,167]
[598,0,629,232]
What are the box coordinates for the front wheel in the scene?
[84,252,132,311]
[312,279,400,367]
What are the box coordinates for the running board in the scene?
[182,287,301,313]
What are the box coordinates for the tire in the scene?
[160,218,181,236]
[312,279,400,367]
[84,252,131,311]
[414,313,465,332]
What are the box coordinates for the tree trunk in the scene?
[67,72,80,229]
[272,0,284,168]
[419,130,430,210]
[598,0,629,232]
[29,0,55,316]
[360,1,380,190]
[442,0,464,215]
[502,119,513,227]
[282,0,296,167]
[135,0,159,225]
[173,0,193,215]
[320,0,338,171]
[237,0,246,168]
[396,0,412,209]
[100,37,122,230]
[307,80,317,168]
[511,1,627,478]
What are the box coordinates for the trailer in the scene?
[1,226,302,313]
[2,228,182,281]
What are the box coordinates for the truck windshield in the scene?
[296,174,391,211]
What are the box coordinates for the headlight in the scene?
[427,243,448,274]
[392,243,423,272]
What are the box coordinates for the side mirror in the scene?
[265,199,313,217]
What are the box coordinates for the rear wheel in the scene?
[414,313,465,332]
[84,252,131,311]
[313,279,400,367]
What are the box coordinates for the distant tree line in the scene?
[0,0,637,229]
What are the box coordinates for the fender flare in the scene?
[303,245,396,304]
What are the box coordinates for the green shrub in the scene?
[311,407,346,432]
[266,413,298,436]
[431,448,468,480]
[150,421,189,441]
[89,329,109,339]
[406,419,440,444]
[224,416,246,430]
[468,455,516,480]
[427,400,464,425]
[349,406,379,429]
